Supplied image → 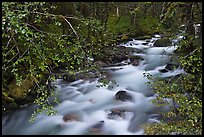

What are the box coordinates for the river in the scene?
[2,34,185,135]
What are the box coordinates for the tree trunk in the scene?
[116,6,119,17]
[186,2,194,35]
[104,3,109,31]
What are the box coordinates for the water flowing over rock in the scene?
[115,90,133,102]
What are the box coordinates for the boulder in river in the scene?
[63,113,80,122]
[154,37,172,47]
[165,63,179,71]
[159,69,169,73]
[107,109,126,120]
[88,120,105,135]
[62,73,76,82]
[142,42,148,45]
[131,60,140,66]
[115,90,133,102]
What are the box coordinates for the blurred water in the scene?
[2,35,185,135]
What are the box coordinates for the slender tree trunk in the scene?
[104,3,109,31]
[116,6,119,17]
[186,2,194,35]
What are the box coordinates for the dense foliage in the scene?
[142,2,202,135]
[2,2,116,120]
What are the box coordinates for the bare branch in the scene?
[6,53,19,65]
[61,16,80,40]
[183,48,198,58]
[5,37,12,49]
[29,11,79,20]
[4,44,16,56]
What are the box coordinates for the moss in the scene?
[154,37,172,47]
[8,76,36,100]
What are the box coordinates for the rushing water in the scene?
[2,34,186,135]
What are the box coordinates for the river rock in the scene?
[112,54,129,64]
[170,132,182,135]
[107,109,126,120]
[142,42,148,45]
[88,120,105,134]
[115,90,133,102]
[131,60,140,66]
[154,37,172,47]
[165,63,179,71]
[145,39,151,43]
[94,61,107,67]
[129,55,143,62]
[159,69,169,73]
[62,73,76,82]
[63,113,80,122]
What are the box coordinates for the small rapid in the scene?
[2,34,185,135]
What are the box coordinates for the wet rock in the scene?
[131,60,140,66]
[145,39,151,43]
[62,73,76,82]
[88,120,105,134]
[170,132,182,135]
[63,113,80,122]
[159,69,169,73]
[115,90,133,102]
[107,109,126,120]
[154,37,172,47]
[109,63,127,67]
[165,63,179,71]
[110,67,123,72]
[112,54,129,64]
[88,99,96,103]
[129,55,143,62]
[94,61,107,67]
[75,72,98,81]
[142,42,148,45]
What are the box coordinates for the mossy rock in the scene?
[135,35,152,40]
[154,37,172,47]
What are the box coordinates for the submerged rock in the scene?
[88,120,105,135]
[107,109,126,120]
[63,113,80,122]
[131,60,140,66]
[115,90,133,102]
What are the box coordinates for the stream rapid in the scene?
[2,34,185,135]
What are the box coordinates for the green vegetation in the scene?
[142,2,202,135]
[107,15,132,34]
[2,2,202,134]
